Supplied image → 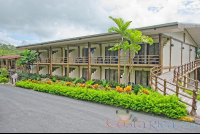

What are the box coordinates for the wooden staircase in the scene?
[150,60,200,117]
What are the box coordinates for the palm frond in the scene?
[108,27,121,34]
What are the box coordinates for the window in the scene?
[138,44,145,55]
[105,69,118,82]
[105,46,118,56]
[82,48,88,57]
[135,70,150,87]
[148,43,159,55]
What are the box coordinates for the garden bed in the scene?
[15,80,189,119]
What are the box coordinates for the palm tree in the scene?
[108,16,153,86]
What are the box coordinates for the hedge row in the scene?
[15,81,188,118]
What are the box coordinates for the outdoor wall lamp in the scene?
[190,49,192,51]
[182,47,184,49]
[171,44,174,47]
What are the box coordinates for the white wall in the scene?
[39,65,48,75]
[68,47,78,57]
[91,67,100,80]
[190,46,196,62]
[52,66,62,76]
[52,49,61,58]
[40,50,48,59]
[69,66,79,78]
[31,66,37,74]
[182,44,190,65]
[163,39,170,67]
[164,30,197,47]
[171,40,182,67]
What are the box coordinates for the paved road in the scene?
[0,84,199,133]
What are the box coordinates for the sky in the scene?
[0,0,200,46]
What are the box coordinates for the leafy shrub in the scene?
[118,83,126,88]
[37,77,41,81]
[102,79,108,88]
[0,77,9,83]
[132,84,143,95]
[107,81,118,88]
[85,80,94,86]
[17,71,29,80]
[104,86,111,91]
[40,75,47,78]
[49,75,54,79]
[52,77,57,82]
[64,77,74,82]
[15,81,188,119]
[66,82,71,86]
[30,75,36,81]
[93,84,99,89]
[93,79,103,85]
[76,78,85,84]
[0,68,9,77]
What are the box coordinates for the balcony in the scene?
[91,55,159,65]
[36,55,159,66]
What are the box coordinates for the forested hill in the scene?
[0,44,24,56]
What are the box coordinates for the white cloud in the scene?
[0,0,200,46]
[0,32,21,46]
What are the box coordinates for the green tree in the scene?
[0,43,24,56]
[17,49,39,75]
[0,68,9,77]
[108,16,153,85]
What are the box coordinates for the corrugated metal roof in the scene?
[0,55,20,59]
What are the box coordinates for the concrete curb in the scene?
[0,83,12,85]
[177,116,200,125]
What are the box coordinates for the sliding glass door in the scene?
[82,68,88,81]
[135,70,150,87]
[105,69,118,82]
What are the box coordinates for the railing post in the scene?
[176,72,179,84]
[190,83,197,116]
[181,65,183,76]
[184,64,186,74]
[155,76,157,91]
[163,79,166,96]
[183,76,186,92]
[173,69,176,83]
[12,78,13,84]
[150,72,152,86]
[176,82,179,97]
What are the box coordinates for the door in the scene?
[105,69,118,82]
[82,68,88,81]
[135,70,150,87]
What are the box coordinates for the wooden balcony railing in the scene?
[150,60,200,116]
[68,57,88,64]
[91,55,159,65]
[36,55,159,65]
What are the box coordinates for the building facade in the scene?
[14,22,199,86]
